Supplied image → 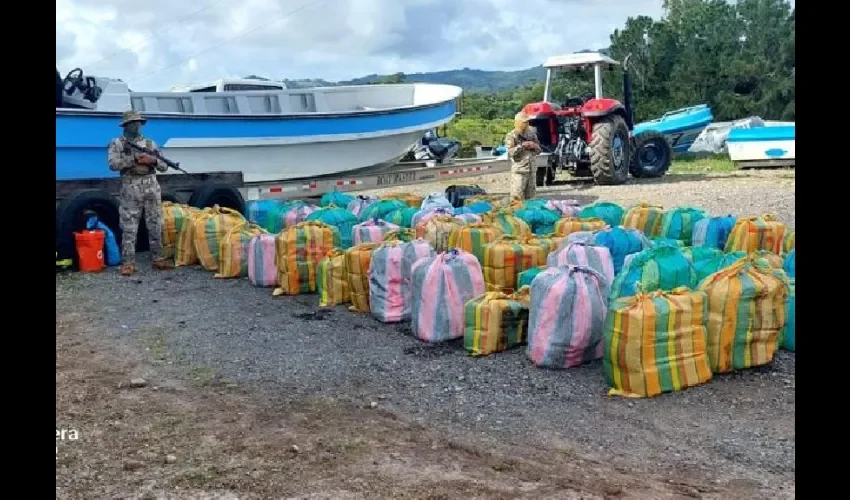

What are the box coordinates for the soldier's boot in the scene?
[152,258,174,270]
[120,263,135,276]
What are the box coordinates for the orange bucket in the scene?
[74,230,106,272]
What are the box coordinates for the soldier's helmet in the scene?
[120,110,147,127]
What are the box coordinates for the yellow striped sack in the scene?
[192,205,247,272]
[699,256,790,373]
[214,223,268,279]
[782,230,795,254]
[174,207,211,266]
[622,203,665,237]
[381,192,423,209]
[482,235,549,293]
[604,288,713,398]
[527,233,564,258]
[464,194,505,207]
[161,202,198,259]
[273,221,341,296]
[382,228,416,242]
[415,215,465,253]
[317,249,349,307]
[447,223,503,263]
[554,217,607,237]
[724,215,787,254]
[480,210,532,237]
[463,287,532,357]
[346,242,379,312]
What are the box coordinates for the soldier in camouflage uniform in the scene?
[504,111,541,200]
[107,110,174,276]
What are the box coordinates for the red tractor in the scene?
[521,52,672,186]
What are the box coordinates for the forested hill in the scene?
[282,66,548,92]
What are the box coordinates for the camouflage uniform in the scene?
[505,113,539,200]
[107,111,171,274]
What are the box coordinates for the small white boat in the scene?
[56,68,462,183]
[726,121,795,166]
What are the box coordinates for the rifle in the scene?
[123,140,188,174]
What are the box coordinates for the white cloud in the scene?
[55,0,743,91]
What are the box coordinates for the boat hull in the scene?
[632,104,714,153]
[56,99,458,183]
[727,125,795,163]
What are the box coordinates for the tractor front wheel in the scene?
[589,115,630,185]
[630,130,672,178]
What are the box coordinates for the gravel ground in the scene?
[56,170,795,498]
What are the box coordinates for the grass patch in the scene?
[670,153,735,173]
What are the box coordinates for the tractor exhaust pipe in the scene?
[622,54,634,130]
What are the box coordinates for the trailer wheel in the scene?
[630,131,672,178]
[189,183,245,215]
[161,192,179,204]
[56,189,121,269]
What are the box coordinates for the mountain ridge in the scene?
[257,49,611,93]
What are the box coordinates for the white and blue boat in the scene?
[726,121,795,166]
[56,69,462,183]
[632,104,714,153]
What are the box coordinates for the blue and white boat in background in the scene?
[726,121,795,166]
[632,104,714,153]
[56,68,462,183]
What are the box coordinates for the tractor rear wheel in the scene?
[589,115,630,185]
[630,130,672,178]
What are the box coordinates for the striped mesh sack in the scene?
[604,288,713,398]
[351,218,400,246]
[527,265,610,369]
[447,222,503,263]
[306,206,359,249]
[609,245,697,300]
[480,210,532,237]
[415,215,464,254]
[692,215,737,250]
[192,206,247,272]
[214,223,268,279]
[382,192,423,209]
[660,207,708,246]
[724,215,787,254]
[273,221,341,296]
[578,201,624,227]
[317,249,349,307]
[411,249,486,343]
[481,235,549,293]
[553,217,607,237]
[782,230,795,255]
[346,242,379,313]
[175,207,212,266]
[463,287,531,356]
[546,241,615,287]
[248,233,278,287]
[622,202,664,237]
[162,202,198,259]
[699,256,790,373]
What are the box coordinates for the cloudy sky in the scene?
[57,0,673,91]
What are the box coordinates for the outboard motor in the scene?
[411,130,461,163]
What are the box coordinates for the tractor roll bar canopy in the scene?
[541,52,620,102]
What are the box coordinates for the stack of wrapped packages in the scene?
[159,187,795,400]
